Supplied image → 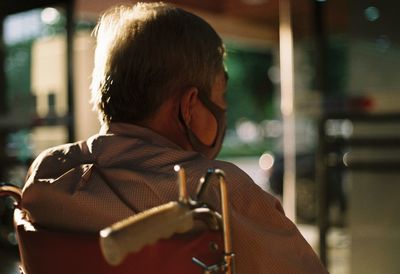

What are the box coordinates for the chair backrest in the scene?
[14,208,224,274]
[2,165,235,274]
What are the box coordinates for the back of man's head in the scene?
[91,2,225,125]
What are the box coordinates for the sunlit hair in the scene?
[90,2,225,125]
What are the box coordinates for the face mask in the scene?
[181,92,226,159]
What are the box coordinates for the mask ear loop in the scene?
[178,98,189,131]
[196,91,226,146]
[178,90,226,159]
[178,91,220,147]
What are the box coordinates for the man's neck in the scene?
[137,99,192,151]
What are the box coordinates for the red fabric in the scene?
[16,216,224,274]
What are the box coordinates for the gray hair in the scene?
[90,2,225,125]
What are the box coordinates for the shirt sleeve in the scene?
[219,162,328,273]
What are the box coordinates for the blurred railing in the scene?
[317,112,400,267]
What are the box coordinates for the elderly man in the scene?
[22,2,327,273]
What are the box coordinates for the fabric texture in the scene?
[22,122,327,273]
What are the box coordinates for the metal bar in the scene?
[323,113,400,121]
[279,0,296,223]
[0,15,5,115]
[0,15,6,182]
[65,0,75,142]
[317,118,329,266]
[326,138,400,148]
[314,0,329,266]
[174,165,189,203]
[345,162,400,171]
[215,169,235,274]
[0,184,22,208]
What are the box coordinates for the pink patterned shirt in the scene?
[23,122,327,273]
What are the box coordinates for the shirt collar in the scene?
[99,122,183,150]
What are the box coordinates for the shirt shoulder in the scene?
[194,158,284,214]
[25,140,90,186]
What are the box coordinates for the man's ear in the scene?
[180,87,199,126]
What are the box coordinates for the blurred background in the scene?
[1,0,400,273]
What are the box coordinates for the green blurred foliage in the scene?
[4,42,32,111]
[225,43,276,128]
[219,43,278,157]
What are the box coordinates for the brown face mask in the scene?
[181,91,226,159]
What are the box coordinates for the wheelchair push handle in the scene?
[100,165,194,265]
[100,201,194,265]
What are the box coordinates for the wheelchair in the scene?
[0,166,236,274]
